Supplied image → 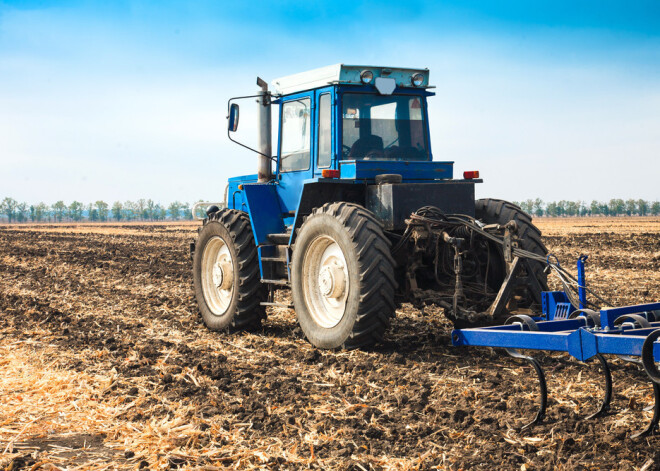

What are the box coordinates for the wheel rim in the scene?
[302,235,349,328]
[201,236,234,315]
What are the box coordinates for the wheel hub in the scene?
[213,261,233,290]
[318,263,345,299]
[201,236,234,316]
[301,235,350,329]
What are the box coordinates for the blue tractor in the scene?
[191,64,548,349]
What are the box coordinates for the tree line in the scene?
[2,196,658,223]
[0,197,207,223]
[513,198,660,217]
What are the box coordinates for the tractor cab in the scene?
[226,64,469,235]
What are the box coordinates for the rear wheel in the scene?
[291,202,396,349]
[475,198,548,303]
[193,209,265,330]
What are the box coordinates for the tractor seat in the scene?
[349,135,384,159]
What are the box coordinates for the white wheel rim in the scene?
[201,236,234,315]
[302,235,349,328]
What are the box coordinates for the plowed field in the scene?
[1,218,660,470]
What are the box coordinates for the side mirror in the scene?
[228,103,239,132]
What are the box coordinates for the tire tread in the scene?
[209,209,266,329]
[304,202,397,348]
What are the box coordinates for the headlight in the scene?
[411,73,424,87]
[360,70,374,84]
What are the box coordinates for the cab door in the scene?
[276,92,315,222]
[313,87,335,177]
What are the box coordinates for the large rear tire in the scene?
[475,198,548,302]
[291,202,396,349]
[193,209,266,330]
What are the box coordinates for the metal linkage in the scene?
[403,208,551,323]
[403,208,617,327]
[452,300,660,437]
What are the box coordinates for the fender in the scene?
[288,179,366,245]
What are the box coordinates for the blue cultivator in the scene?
[452,256,660,437]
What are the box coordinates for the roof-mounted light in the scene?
[411,73,425,87]
[360,70,374,84]
[463,171,480,179]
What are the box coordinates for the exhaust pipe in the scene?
[256,77,272,182]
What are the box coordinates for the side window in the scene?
[280,98,311,172]
[317,94,331,168]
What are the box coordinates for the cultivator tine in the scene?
[630,383,660,439]
[504,315,547,430]
[631,329,660,438]
[566,310,613,419]
[585,353,612,420]
[505,347,548,430]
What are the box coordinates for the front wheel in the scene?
[192,209,265,330]
[291,202,397,349]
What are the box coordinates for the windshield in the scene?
[342,93,429,161]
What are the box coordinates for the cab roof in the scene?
[271,64,430,96]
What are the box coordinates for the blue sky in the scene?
[1,1,659,204]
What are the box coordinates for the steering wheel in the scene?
[364,149,384,160]
[342,144,351,158]
[384,138,399,150]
